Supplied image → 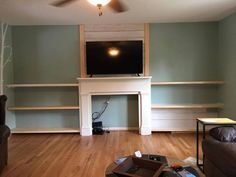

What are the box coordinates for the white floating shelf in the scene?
[151,103,224,109]
[8,106,80,111]
[151,81,224,85]
[11,128,80,134]
[7,83,78,88]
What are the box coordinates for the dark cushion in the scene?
[0,125,10,144]
[209,126,236,142]
[0,95,7,125]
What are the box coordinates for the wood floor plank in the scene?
[2,131,202,177]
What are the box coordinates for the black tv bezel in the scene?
[85,40,143,75]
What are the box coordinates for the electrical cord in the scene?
[92,96,110,122]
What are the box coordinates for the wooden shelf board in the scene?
[151,81,224,85]
[8,106,80,111]
[11,128,80,134]
[7,83,78,88]
[151,103,224,109]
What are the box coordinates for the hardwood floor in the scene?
[2,131,201,177]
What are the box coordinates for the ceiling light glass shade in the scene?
[88,0,111,6]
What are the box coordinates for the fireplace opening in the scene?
[92,95,139,133]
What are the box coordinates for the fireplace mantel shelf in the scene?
[78,76,151,81]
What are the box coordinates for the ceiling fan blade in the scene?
[51,0,77,7]
[108,0,128,13]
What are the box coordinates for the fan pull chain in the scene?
[97,4,103,16]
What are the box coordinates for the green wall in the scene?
[8,22,223,129]
[150,23,220,104]
[219,12,236,119]
[12,26,80,128]
[12,26,80,83]
[92,95,138,128]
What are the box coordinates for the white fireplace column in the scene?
[78,77,152,136]
[139,92,152,135]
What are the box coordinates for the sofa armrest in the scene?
[0,125,10,144]
[202,137,236,177]
[0,95,7,126]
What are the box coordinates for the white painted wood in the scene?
[77,77,152,136]
[103,127,139,131]
[78,76,150,81]
[151,81,224,85]
[79,93,92,136]
[151,109,218,131]
[85,31,144,41]
[85,24,144,41]
[139,92,152,135]
[85,24,144,32]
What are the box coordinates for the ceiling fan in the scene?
[51,0,128,16]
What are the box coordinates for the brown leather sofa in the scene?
[0,95,11,174]
[202,126,236,177]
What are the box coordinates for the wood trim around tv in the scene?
[80,25,86,78]
[79,23,149,77]
[144,23,150,76]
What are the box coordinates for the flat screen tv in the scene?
[86,40,143,75]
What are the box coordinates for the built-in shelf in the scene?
[8,106,80,111]
[151,103,224,109]
[11,128,80,134]
[7,83,78,88]
[7,81,224,87]
[151,81,224,85]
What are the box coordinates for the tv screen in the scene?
[86,41,143,75]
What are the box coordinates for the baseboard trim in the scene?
[11,128,80,134]
[152,128,196,132]
[104,127,139,131]
[11,127,200,134]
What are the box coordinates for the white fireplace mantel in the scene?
[77,77,152,136]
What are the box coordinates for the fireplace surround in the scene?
[77,77,152,136]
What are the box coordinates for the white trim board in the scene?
[103,127,139,131]
[151,109,218,131]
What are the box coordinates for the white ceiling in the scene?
[1,0,236,25]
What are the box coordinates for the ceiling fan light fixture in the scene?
[87,0,111,6]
